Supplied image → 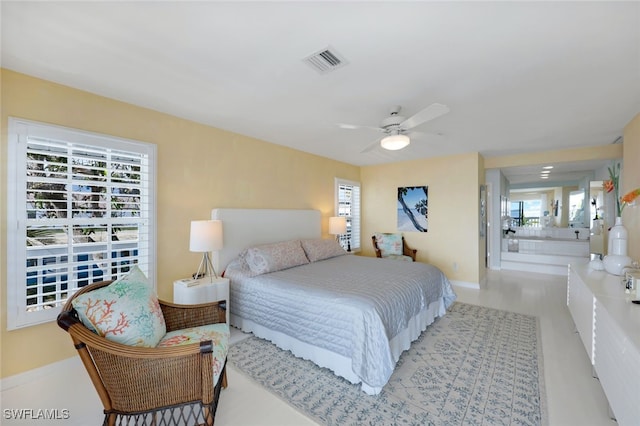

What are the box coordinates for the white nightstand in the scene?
[173,276,230,324]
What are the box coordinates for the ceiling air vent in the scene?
[303,47,348,74]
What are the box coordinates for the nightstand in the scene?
[173,276,230,324]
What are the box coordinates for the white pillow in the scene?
[245,240,309,275]
[224,250,257,278]
[301,239,346,262]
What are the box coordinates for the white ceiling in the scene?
[2,1,639,184]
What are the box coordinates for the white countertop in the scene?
[507,236,589,242]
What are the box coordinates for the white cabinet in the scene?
[594,298,640,426]
[567,263,640,426]
[567,266,595,362]
[173,276,230,324]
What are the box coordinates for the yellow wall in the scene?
[623,113,640,261]
[361,153,483,284]
[0,69,359,377]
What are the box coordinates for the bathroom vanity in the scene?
[501,227,590,275]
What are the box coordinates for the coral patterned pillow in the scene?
[375,233,403,257]
[72,266,166,347]
[158,323,229,386]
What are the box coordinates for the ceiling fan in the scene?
[339,103,450,152]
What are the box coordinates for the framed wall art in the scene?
[397,186,428,232]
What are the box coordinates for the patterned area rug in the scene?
[228,303,547,426]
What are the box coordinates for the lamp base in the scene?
[194,252,218,281]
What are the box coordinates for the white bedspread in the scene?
[225,254,456,390]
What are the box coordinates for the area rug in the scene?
[228,302,547,426]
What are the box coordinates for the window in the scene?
[510,200,541,227]
[6,118,156,329]
[335,178,361,251]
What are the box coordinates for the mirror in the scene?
[508,185,582,228]
[569,189,587,228]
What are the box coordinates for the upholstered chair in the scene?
[372,233,417,261]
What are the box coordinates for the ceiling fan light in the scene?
[380,134,410,150]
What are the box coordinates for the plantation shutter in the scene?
[336,178,361,251]
[7,118,156,329]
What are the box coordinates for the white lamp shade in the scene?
[329,216,347,235]
[380,134,410,150]
[190,220,223,252]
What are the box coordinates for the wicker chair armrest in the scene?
[160,300,227,332]
[371,236,383,258]
[402,238,418,261]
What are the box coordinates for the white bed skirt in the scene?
[230,299,445,395]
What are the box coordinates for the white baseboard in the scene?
[1,356,79,392]
[500,260,568,276]
[451,280,480,290]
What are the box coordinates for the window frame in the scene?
[6,118,157,330]
[334,177,361,252]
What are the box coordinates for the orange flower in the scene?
[603,179,615,193]
[621,188,640,204]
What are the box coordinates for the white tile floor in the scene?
[1,270,615,426]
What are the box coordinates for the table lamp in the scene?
[190,219,223,281]
[329,216,347,246]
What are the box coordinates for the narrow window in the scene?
[335,178,361,251]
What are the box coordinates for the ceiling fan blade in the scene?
[360,139,382,153]
[408,130,444,140]
[400,103,450,130]
[338,123,386,132]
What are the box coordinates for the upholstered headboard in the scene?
[211,208,322,272]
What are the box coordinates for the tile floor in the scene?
[1,269,616,425]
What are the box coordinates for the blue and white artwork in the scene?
[397,186,428,232]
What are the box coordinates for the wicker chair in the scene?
[57,280,228,426]
[372,234,417,261]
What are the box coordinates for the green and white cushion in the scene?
[375,233,403,256]
[375,233,413,261]
[72,266,166,347]
[158,323,230,385]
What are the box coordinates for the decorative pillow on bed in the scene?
[71,266,166,347]
[374,233,403,257]
[301,239,346,262]
[224,250,257,278]
[246,239,309,275]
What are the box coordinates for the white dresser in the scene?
[567,262,640,426]
[173,276,230,324]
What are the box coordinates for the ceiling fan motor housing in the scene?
[380,114,406,131]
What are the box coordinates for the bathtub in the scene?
[501,227,590,275]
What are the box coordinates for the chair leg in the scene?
[202,406,213,426]
[104,413,116,426]
[221,369,228,389]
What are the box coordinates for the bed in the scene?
[212,208,456,395]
